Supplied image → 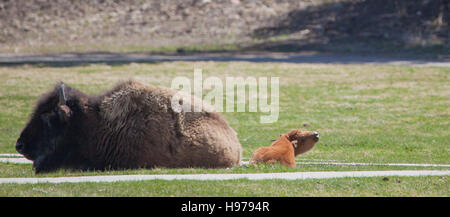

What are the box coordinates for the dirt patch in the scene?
[0,0,448,58]
[0,0,309,53]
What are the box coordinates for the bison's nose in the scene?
[15,142,24,153]
[312,131,319,138]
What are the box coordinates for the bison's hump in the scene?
[99,80,217,124]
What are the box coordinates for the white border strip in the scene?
[0,170,448,184]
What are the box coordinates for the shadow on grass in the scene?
[247,0,449,58]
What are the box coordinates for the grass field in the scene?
[0,176,447,197]
[0,61,449,196]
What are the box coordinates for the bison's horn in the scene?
[59,83,67,105]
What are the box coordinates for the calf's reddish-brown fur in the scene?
[249,129,319,167]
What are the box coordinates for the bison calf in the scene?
[16,80,242,173]
[249,129,319,167]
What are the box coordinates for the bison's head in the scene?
[16,82,83,173]
[287,129,319,156]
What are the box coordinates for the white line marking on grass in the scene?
[240,161,450,168]
[0,170,448,184]
[2,157,450,168]
[296,159,339,162]
[241,158,339,162]
[294,162,450,167]
[0,154,23,157]
[0,158,32,164]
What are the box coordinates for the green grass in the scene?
[0,62,448,196]
[0,176,447,197]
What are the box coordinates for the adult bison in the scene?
[16,80,242,173]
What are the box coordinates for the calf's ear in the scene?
[57,83,72,122]
[287,129,298,141]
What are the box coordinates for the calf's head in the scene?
[287,129,319,156]
[15,83,82,173]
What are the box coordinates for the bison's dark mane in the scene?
[33,82,88,117]
[25,81,166,172]
[24,82,96,172]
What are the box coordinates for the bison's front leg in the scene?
[33,153,67,174]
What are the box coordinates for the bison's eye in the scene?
[40,112,58,128]
[41,114,51,126]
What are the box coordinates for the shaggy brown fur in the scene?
[249,129,319,168]
[16,80,242,173]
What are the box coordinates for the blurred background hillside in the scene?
[0,0,448,58]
